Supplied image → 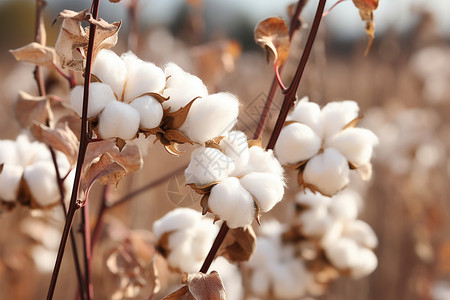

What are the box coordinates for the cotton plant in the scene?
[0,132,73,208]
[184,130,285,229]
[274,97,378,196]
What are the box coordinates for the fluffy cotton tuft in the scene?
[179,92,239,144]
[92,49,127,98]
[247,146,284,178]
[98,101,140,140]
[321,100,359,140]
[23,161,59,207]
[239,172,284,212]
[129,95,164,129]
[287,97,323,137]
[0,165,23,202]
[70,83,115,118]
[219,131,249,176]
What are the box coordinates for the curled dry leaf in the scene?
[54,9,121,71]
[9,42,59,68]
[163,271,226,300]
[254,17,290,67]
[218,226,256,262]
[15,91,53,128]
[352,0,379,55]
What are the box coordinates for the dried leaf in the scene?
[79,152,127,202]
[254,17,290,66]
[162,98,198,130]
[164,271,226,300]
[164,143,183,156]
[30,123,79,166]
[186,182,218,195]
[342,116,364,130]
[10,42,58,68]
[134,92,169,104]
[0,164,3,174]
[218,226,256,262]
[163,286,194,300]
[15,91,52,128]
[247,137,262,148]
[115,138,127,152]
[164,130,195,145]
[352,0,379,55]
[353,0,379,10]
[200,194,210,215]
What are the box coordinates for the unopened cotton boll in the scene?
[23,161,59,207]
[274,123,321,164]
[0,165,23,202]
[184,147,235,186]
[70,83,115,118]
[129,95,163,129]
[163,63,208,112]
[287,97,323,137]
[239,172,284,212]
[98,101,140,140]
[179,92,239,143]
[247,146,284,178]
[328,127,378,167]
[321,100,359,140]
[92,49,127,98]
[219,131,250,176]
[303,147,350,196]
[208,177,255,229]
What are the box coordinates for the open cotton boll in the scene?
[179,92,239,143]
[121,52,166,102]
[208,177,255,229]
[55,150,71,176]
[272,260,310,299]
[344,220,378,249]
[163,63,208,112]
[0,140,19,165]
[274,123,321,164]
[184,147,235,186]
[63,170,75,209]
[328,127,378,167]
[153,208,201,239]
[295,188,332,208]
[240,172,284,212]
[23,161,59,207]
[303,147,350,196]
[247,146,284,178]
[92,49,127,98]
[31,245,57,273]
[129,95,163,129]
[0,165,23,202]
[70,83,115,118]
[15,134,37,165]
[298,206,333,237]
[98,101,140,140]
[329,191,359,221]
[325,237,359,270]
[287,97,323,137]
[321,100,359,141]
[210,257,244,300]
[350,248,378,279]
[220,131,250,176]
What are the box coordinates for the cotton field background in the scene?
[1,0,450,300]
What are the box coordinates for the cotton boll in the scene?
[129,95,163,129]
[247,146,284,178]
[98,101,140,140]
[184,147,235,186]
[70,83,115,118]
[350,248,378,279]
[325,237,359,270]
[63,170,75,209]
[92,49,127,98]
[121,52,166,101]
[328,127,378,167]
[179,92,239,143]
[0,164,23,201]
[329,191,359,221]
[274,123,321,164]
[15,134,36,165]
[0,140,19,165]
[295,188,331,208]
[163,63,208,112]
[298,206,333,237]
[303,147,350,196]
[210,257,244,300]
[287,97,323,137]
[321,220,345,249]
[153,208,201,239]
[208,177,255,229]
[31,245,57,273]
[167,232,199,272]
[23,161,59,207]
[219,131,249,176]
[345,220,378,249]
[240,172,284,212]
[321,101,359,141]
[272,260,309,299]
[31,143,53,165]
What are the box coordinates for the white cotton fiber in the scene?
[208,177,255,229]
[328,127,378,167]
[0,164,23,202]
[184,147,235,186]
[344,219,378,249]
[295,188,331,208]
[274,122,321,164]
[350,248,378,279]
[220,131,249,176]
[210,257,244,300]
[239,172,284,212]
[303,147,350,196]
[129,95,163,129]
[250,268,270,296]
[179,92,239,143]
[272,260,310,299]
[247,146,284,178]
[98,101,140,140]
[23,161,59,207]
[329,191,359,221]
[325,237,359,270]
[163,63,208,112]
[287,97,323,137]
[121,51,166,101]
[321,100,359,140]
[70,83,115,118]
[298,205,332,237]
[152,208,200,239]
[92,49,127,99]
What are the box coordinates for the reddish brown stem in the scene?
[46,1,100,299]
[81,203,93,300]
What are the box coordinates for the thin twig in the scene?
[81,203,93,300]
[46,1,101,299]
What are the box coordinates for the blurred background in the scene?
[1,0,450,299]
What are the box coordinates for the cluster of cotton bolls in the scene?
[296,189,378,279]
[274,97,378,196]
[184,130,285,228]
[0,132,73,208]
[70,49,239,144]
